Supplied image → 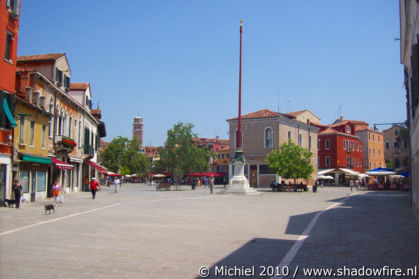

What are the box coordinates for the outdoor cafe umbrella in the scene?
[366,167,396,176]
[318,175,334,180]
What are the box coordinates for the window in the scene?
[385,142,389,149]
[259,165,275,174]
[343,139,346,150]
[41,125,46,149]
[369,148,371,156]
[356,142,359,151]
[78,120,81,146]
[369,162,372,169]
[351,141,354,151]
[55,68,63,84]
[64,76,70,89]
[29,121,35,146]
[346,126,351,133]
[373,134,375,141]
[379,149,381,156]
[357,159,360,167]
[19,115,25,144]
[19,170,29,193]
[394,140,399,149]
[368,133,371,140]
[325,156,330,167]
[63,116,67,137]
[347,157,351,167]
[404,139,408,149]
[298,134,302,147]
[36,171,46,192]
[373,149,375,156]
[395,129,399,136]
[7,0,20,15]
[264,127,273,148]
[325,139,330,150]
[288,131,291,140]
[222,154,224,159]
[378,135,380,142]
[4,32,13,61]
[69,116,72,138]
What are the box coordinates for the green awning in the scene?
[3,97,17,127]
[21,154,51,164]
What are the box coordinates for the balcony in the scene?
[83,145,95,159]
[55,135,76,154]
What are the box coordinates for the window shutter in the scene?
[84,128,89,146]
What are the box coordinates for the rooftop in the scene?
[70,83,90,90]
[17,53,65,63]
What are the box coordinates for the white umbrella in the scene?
[366,170,395,176]
[318,175,334,180]
[153,174,165,178]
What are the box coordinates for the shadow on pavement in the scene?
[197,192,419,279]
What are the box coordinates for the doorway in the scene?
[250,165,257,187]
[0,164,6,201]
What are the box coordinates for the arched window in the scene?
[288,130,291,140]
[298,133,302,147]
[264,127,273,148]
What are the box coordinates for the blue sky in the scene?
[17,0,404,146]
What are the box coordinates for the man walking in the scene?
[114,177,121,193]
[90,177,100,199]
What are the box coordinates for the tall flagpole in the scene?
[223,19,257,195]
[237,19,243,150]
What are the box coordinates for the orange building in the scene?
[0,0,21,201]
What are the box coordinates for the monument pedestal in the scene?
[220,149,258,195]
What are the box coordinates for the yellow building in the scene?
[13,95,51,202]
[357,128,385,171]
[213,145,230,174]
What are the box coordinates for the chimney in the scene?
[33,91,40,105]
[39,96,46,109]
[25,87,32,103]
[340,116,343,122]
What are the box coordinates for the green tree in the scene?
[266,140,314,182]
[156,122,212,175]
[100,136,149,177]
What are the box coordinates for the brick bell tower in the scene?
[132,116,143,150]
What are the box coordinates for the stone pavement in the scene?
[0,184,418,279]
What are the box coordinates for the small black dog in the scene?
[5,199,16,208]
[44,204,55,214]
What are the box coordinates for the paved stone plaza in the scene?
[1,184,418,279]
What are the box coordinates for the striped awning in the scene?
[51,158,74,170]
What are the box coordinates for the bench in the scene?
[156,183,171,191]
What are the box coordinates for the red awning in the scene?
[85,160,108,174]
[51,158,74,170]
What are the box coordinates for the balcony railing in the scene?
[84,145,95,157]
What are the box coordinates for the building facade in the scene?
[0,0,20,201]
[227,109,320,187]
[400,0,419,215]
[318,123,364,172]
[357,128,385,171]
[383,125,410,170]
[11,53,106,200]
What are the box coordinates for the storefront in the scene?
[17,153,51,202]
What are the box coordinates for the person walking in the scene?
[114,177,121,193]
[209,175,214,194]
[12,180,23,209]
[90,177,100,199]
[51,179,62,206]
